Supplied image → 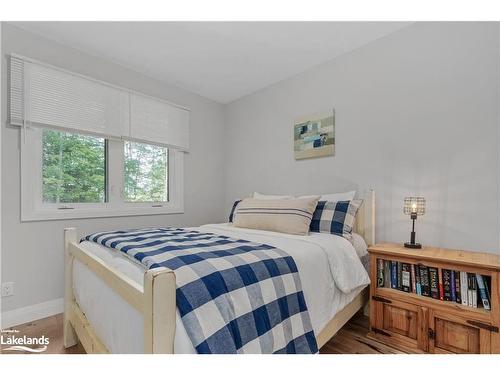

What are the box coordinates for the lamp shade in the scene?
[403,197,425,216]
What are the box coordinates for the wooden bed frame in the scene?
[63,190,375,354]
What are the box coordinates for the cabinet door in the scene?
[372,296,428,351]
[429,310,491,354]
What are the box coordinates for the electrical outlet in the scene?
[1,282,14,297]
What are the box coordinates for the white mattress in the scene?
[73,223,370,353]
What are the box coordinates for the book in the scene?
[377,259,384,287]
[460,271,468,306]
[438,268,444,300]
[410,264,416,293]
[419,265,430,297]
[384,261,391,288]
[391,261,398,289]
[467,274,474,307]
[442,269,452,301]
[401,263,411,293]
[415,264,422,295]
[429,267,440,299]
[397,262,403,290]
[484,277,491,308]
[450,270,456,302]
[475,274,491,310]
[472,276,477,308]
[453,270,461,304]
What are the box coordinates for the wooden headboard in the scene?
[354,189,376,246]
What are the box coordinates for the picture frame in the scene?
[294,109,335,160]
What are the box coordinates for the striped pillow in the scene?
[310,200,363,239]
[233,197,319,235]
[228,200,242,222]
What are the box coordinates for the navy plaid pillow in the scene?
[310,199,363,239]
[228,200,242,222]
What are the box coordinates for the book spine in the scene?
[384,261,391,288]
[454,270,461,304]
[472,276,477,308]
[443,269,452,301]
[419,265,430,297]
[461,271,468,306]
[467,274,473,307]
[397,262,403,291]
[438,268,444,301]
[475,274,491,310]
[415,264,422,295]
[411,263,416,293]
[391,261,398,289]
[429,267,439,299]
[450,270,456,302]
[484,277,491,305]
[377,259,384,287]
[402,263,411,293]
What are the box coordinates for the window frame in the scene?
[21,127,184,222]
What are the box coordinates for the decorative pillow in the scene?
[310,199,363,239]
[300,190,356,202]
[228,200,242,222]
[233,196,320,235]
[252,192,294,200]
[319,191,356,202]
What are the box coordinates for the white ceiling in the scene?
[12,22,411,104]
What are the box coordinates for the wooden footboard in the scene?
[63,227,176,354]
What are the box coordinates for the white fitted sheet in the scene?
[73,223,370,353]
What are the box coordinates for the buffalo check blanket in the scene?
[83,227,318,354]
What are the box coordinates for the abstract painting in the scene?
[294,110,335,160]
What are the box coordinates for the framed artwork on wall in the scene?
[293,109,335,160]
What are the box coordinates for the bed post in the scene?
[143,268,176,354]
[64,227,78,348]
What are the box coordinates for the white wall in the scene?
[224,22,500,254]
[1,23,227,314]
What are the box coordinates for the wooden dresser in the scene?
[367,243,500,354]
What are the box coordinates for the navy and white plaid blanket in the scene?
[83,227,318,354]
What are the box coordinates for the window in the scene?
[42,129,107,204]
[12,55,188,221]
[21,129,183,221]
[124,141,168,203]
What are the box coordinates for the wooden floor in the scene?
[2,312,404,354]
[319,312,406,354]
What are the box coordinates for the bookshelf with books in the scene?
[376,259,492,312]
[368,243,500,354]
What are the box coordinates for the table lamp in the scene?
[403,197,425,249]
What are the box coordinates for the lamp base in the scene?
[404,242,422,249]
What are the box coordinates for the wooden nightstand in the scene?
[367,243,500,354]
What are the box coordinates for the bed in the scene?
[63,190,375,354]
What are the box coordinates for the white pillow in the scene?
[301,190,356,202]
[233,197,320,235]
[252,192,294,200]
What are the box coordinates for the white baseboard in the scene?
[1,298,63,329]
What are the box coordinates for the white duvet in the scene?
[74,223,370,353]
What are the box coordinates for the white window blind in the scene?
[9,55,190,150]
[130,93,190,151]
[9,56,24,126]
[25,61,130,138]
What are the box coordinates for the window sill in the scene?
[21,204,184,222]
